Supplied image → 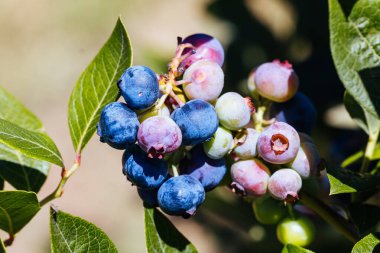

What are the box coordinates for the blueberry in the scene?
[215,92,253,130]
[122,145,168,189]
[271,92,316,134]
[230,159,271,197]
[171,99,218,145]
[254,60,299,102]
[203,126,233,159]
[97,102,140,149]
[180,33,224,68]
[289,133,321,178]
[257,122,300,164]
[183,60,224,102]
[268,169,302,202]
[118,66,160,110]
[137,187,158,207]
[157,175,205,217]
[180,145,226,191]
[137,116,182,158]
[233,128,260,159]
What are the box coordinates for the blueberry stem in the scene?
[3,234,14,247]
[360,127,380,173]
[253,105,266,131]
[299,190,360,243]
[287,203,296,219]
[171,164,179,177]
[169,91,185,107]
[174,79,191,86]
[39,154,81,207]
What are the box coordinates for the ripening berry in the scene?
[233,128,260,159]
[230,159,271,197]
[180,145,226,191]
[157,175,205,217]
[97,102,140,149]
[289,133,321,178]
[118,66,160,110]
[137,116,182,158]
[247,69,261,101]
[203,126,233,159]
[271,92,316,134]
[171,99,218,145]
[268,169,302,202]
[257,122,300,164]
[215,92,253,130]
[180,33,224,68]
[122,145,168,189]
[254,60,299,102]
[276,217,315,247]
[183,60,224,102]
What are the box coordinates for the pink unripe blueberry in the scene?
[289,133,321,178]
[230,159,271,197]
[233,128,260,159]
[180,33,224,68]
[137,116,182,158]
[183,60,224,102]
[254,60,299,102]
[268,169,302,202]
[257,122,300,164]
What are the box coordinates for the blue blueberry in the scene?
[97,102,140,149]
[118,66,160,110]
[179,145,226,191]
[271,92,316,134]
[171,99,218,145]
[157,175,205,217]
[122,145,168,189]
[137,188,158,207]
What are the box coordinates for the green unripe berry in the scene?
[252,196,287,225]
[203,126,233,159]
[276,217,315,247]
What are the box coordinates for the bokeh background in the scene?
[0,0,372,252]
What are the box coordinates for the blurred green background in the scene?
[0,0,373,252]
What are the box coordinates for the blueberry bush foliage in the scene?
[0,0,380,252]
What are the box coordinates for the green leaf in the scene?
[0,85,44,132]
[341,150,364,168]
[0,191,40,234]
[341,142,380,168]
[144,208,198,253]
[0,119,63,167]
[329,0,380,118]
[349,204,380,235]
[0,85,50,192]
[344,91,370,134]
[352,233,380,253]
[0,158,48,192]
[282,244,315,253]
[327,173,357,194]
[50,207,118,253]
[326,166,379,195]
[68,17,132,153]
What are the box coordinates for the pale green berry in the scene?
[203,126,233,159]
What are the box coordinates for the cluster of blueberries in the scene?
[97,33,320,245]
